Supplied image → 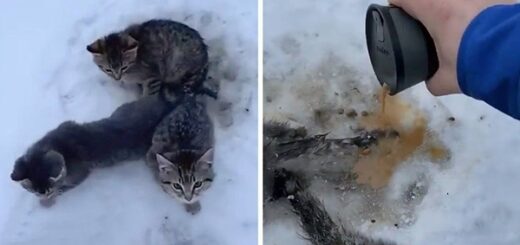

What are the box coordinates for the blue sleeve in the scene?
[457,4,520,119]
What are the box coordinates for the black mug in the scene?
[365,4,439,95]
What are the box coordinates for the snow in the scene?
[0,0,257,244]
[264,0,520,245]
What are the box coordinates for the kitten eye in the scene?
[161,181,172,185]
[194,181,202,189]
[173,183,182,190]
[121,65,129,71]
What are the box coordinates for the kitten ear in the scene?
[44,150,65,166]
[199,148,214,163]
[123,36,138,53]
[197,148,214,170]
[86,39,103,54]
[49,164,66,182]
[44,150,66,180]
[156,153,174,172]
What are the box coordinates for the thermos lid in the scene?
[365,4,439,95]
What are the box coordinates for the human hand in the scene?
[389,0,516,95]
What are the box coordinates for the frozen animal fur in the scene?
[147,93,214,215]
[263,121,380,201]
[10,94,175,206]
[264,121,397,245]
[273,169,396,245]
[87,19,215,98]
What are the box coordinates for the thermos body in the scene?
[366,4,439,95]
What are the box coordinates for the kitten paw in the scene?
[147,81,162,95]
[39,197,56,208]
[184,202,201,215]
[216,101,234,128]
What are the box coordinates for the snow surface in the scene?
[0,1,257,244]
[264,0,520,245]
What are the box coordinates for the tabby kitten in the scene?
[87,19,209,97]
[146,94,215,215]
[11,94,175,206]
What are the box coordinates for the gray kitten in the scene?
[147,94,214,215]
[11,94,174,206]
[87,19,211,97]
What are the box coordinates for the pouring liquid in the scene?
[353,86,447,188]
[380,84,389,114]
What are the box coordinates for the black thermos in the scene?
[366,4,439,95]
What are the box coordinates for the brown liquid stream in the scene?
[353,86,447,188]
[380,84,388,114]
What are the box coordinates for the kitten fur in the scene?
[11,94,175,206]
[273,169,396,245]
[87,19,212,98]
[264,121,396,245]
[147,93,214,215]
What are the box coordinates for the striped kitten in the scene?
[146,93,215,215]
[87,19,212,98]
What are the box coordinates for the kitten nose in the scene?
[114,73,122,80]
[185,194,193,202]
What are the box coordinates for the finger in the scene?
[425,66,461,96]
